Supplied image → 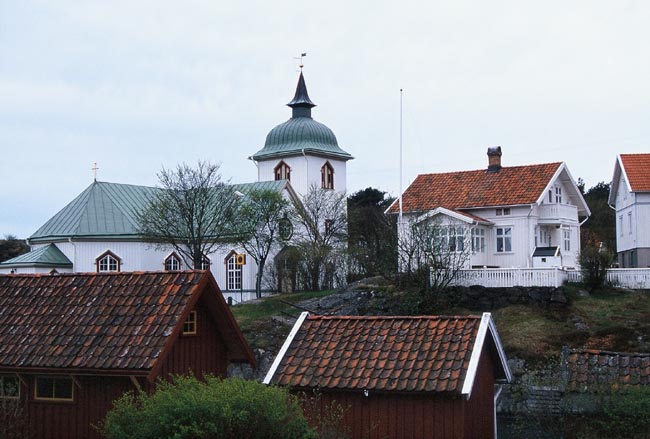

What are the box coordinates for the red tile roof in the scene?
[268,315,495,394]
[0,271,253,374]
[388,162,562,214]
[620,154,650,192]
[565,348,650,392]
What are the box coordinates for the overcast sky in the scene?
[1,1,649,238]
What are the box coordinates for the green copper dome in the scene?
[250,72,353,161]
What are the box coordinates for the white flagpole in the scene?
[399,89,403,223]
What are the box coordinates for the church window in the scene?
[274,161,291,181]
[225,251,242,290]
[164,253,181,271]
[321,162,334,190]
[201,255,211,270]
[96,251,121,272]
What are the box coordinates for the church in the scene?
[0,72,354,301]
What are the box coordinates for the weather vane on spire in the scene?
[294,52,307,70]
[92,162,99,181]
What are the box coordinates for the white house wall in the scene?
[257,156,347,195]
[30,241,262,293]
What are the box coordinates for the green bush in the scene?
[99,376,315,439]
[579,246,614,290]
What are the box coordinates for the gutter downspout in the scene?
[527,204,535,268]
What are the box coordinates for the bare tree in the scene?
[397,215,473,290]
[236,188,290,298]
[291,184,348,291]
[137,161,240,269]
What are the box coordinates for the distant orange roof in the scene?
[620,154,650,192]
[265,313,510,394]
[388,162,562,214]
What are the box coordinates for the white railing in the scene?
[450,268,567,288]
[537,203,578,223]
[605,269,650,289]
[447,267,650,289]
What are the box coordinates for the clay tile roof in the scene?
[0,271,250,373]
[564,348,650,392]
[620,154,650,192]
[389,162,562,214]
[269,315,487,394]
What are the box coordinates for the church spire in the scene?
[287,72,316,118]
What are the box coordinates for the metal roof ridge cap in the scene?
[263,311,309,385]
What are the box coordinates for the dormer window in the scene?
[164,253,181,271]
[321,162,334,190]
[96,251,121,272]
[274,161,291,181]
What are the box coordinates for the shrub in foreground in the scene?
[99,375,315,439]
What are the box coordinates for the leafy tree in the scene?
[237,188,290,298]
[99,376,315,439]
[137,161,240,269]
[347,188,397,280]
[291,184,347,291]
[0,235,29,263]
[580,181,616,252]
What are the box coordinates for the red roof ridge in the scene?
[415,161,563,178]
[307,314,482,321]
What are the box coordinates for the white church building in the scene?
[0,72,354,300]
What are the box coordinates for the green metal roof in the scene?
[0,243,72,268]
[250,73,353,162]
[251,117,353,161]
[30,180,288,242]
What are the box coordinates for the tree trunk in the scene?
[256,257,266,299]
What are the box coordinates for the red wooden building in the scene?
[265,312,511,439]
[0,271,255,439]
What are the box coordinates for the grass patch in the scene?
[231,290,337,331]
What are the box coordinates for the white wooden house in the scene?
[0,72,353,299]
[388,147,590,270]
[609,153,650,268]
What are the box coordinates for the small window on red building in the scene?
[0,376,19,399]
[35,376,73,401]
[321,162,334,189]
[96,251,121,272]
[183,311,197,335]
[274,161,291,181]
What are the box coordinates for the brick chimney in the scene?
[487,146,502,173]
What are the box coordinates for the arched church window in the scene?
[321,162,334,190]
[274,161,291,181]
[96,250,121,272]
[164,253,181,271]
[224,251,242,290]
[201,255,211,271]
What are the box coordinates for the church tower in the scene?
[250,72,353,194]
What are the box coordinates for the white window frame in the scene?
[226,254,242,290]
[555,186,562,204]
[164,253,181,271]
[563,229,571,252]
[619,215,624,237]
[628,212,633,235]
[472,228,485,253]
[496,227,512,253]
[96,251,120,272]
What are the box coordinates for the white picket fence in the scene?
[451,268,567,288]
[447,268,650,289]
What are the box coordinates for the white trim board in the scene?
[263,311,309,385]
